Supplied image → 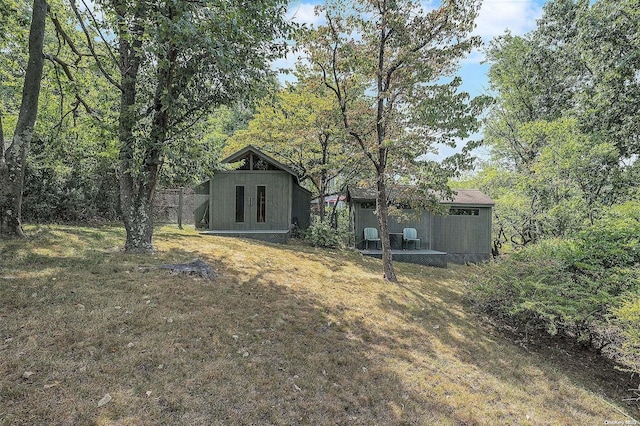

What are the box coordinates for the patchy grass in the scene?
[0,224,638,425]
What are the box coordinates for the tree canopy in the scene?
[469,0,640,252]
[72,0,294,252]
[301,0,488,280]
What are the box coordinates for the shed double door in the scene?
[233,183,269,230]
[211,172,289,230]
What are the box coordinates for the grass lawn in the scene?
[1,224,638,425]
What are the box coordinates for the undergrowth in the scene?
[470,202,640,374]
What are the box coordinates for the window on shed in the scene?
[361,202,376,209]
[450,208,479,216]
[235,186,245,222]
[253,156,278,170]
[236,153,251,170]
[257,186,266,222]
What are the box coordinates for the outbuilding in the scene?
[195,146,311,243]
[347,187,494,265]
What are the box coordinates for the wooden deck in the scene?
[360,249,448,267]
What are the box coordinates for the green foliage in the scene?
[304,217,345,248]
[159,105,243,188]
[572,202,640,270]
[303,0,488,280]
[613,296,640,373]
[226,80,362,220]
[470,202,640,373]
[480,0,640,250]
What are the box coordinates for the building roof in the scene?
[347,186,494,206]
[220,145,300,178]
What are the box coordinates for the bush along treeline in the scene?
[469,201,640,374]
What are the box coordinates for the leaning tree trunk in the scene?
[0,0,47,238]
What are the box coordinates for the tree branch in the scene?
[324,12,378,169]
[69,0,122,91]
[44,53,74,80]
[49,13,82,63]
[80,0,120,67]
[44,53,102,121]
[0,114,5,165]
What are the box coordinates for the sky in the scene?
[275,0,548,158]
[279,0,546,97]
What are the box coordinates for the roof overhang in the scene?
[347,186,494,207]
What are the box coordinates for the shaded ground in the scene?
[0,224,637,425]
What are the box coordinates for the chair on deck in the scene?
[403,228,421,250]
[363,227,381,250]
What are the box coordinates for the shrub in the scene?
[304,219,345,248]
[469,202,640,373]
[470,239,586,337]
[613,296,640,373]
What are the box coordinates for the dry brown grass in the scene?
[1,224,638,425]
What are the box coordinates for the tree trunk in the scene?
[329,193,340,230]
[376,176,397,282]
[120,175,156,253]
[318,177,327,221]
[0,0,47,238]
[117,8,153,252]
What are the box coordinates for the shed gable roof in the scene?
[347,186,494,206]
[220,145,300,179]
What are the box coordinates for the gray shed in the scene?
[347,187,494,264]
[195,146,311,243]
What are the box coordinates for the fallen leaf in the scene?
[44,381,60,389]
[22,371,35,379]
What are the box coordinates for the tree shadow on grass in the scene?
[7,227,634,423]
[1,245,482,425]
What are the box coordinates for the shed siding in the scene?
[291,181,311,229]
[210,171,290,231]
[431,207,492,255]
[353,206,432,249]
[352,201,492,258]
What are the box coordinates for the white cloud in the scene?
[271,49,307,79]
[474,0,543,40]
[461,49,486,65]
[287,2,325,27]
[462,0,543,65]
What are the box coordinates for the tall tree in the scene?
[481,0,640,249]
[73,0,292,252]
[303,0,487,281]
[0,0,47,237]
